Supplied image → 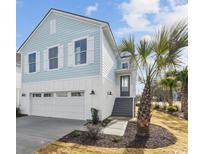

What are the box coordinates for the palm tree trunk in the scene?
[181,86,185,112]
[182,83,188,119]
[168,88,173,106]
[137,81,152,137]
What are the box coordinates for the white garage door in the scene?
[31,91,85,120]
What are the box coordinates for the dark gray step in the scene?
[111,97,134,117]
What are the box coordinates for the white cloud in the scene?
[85,3,98,16]
[155,4,187,26]
[141,34,152,41]
[118,0,159,33]
[167,0,177,7]
[117,0,187,37]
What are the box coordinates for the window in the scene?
[29,53,36,73]
[56,92,68,97]
[32,93,41,97]
[43,93,53,97]
[71,92,84,97]
[75,39,87,65]
[50,19,56,34]
[121,76,129,91]
[49,47,58,69]
[122,62,128,69]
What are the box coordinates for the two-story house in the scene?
[17,8,136,120]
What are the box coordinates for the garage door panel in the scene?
[31,92,85,120]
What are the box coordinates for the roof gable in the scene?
[17,8,117,52]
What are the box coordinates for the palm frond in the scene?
[137,39,152,66]
[166,19,188,67]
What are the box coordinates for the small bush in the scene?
[112,136,122,143]
[173,105,179,111]
[101,118,112,127]
[136,102,140,106]
[154,104,160,110]
[70,130,82,137]
[163,104,167,110]
[167,105,178,113]
[86,124,101,140]
[91,108,99,124]
[16,107,20,115]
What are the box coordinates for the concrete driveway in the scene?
[16,116,85,154]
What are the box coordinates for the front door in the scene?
[120,75,130,96]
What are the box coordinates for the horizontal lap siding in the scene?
[102,32,117,83]
[21,13,101,83]
[101,31,117,119]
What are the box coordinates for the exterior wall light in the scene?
[107,91,112,95]
[90,89,95,95]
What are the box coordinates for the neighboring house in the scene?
[17,8,136,120]
[16,53,21,107]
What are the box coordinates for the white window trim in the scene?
[121,61,129,69]
[28,51,37,74]
[47,44,60,71]
[73,36,89,66]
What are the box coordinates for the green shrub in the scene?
[154,104,160,110]
[112,136,122,143]
[16,107,20,115]
[167,105,178,113]
[136,102,140,106]
[163,104,167,110]
[101,118,112,127]
[70,130,82,137]
[173,105,179,111]
[86,123,101,140]
[91,108,99,124]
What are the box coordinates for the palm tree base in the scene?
[136,121,150,137]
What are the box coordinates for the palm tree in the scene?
[119,20,188,137]
[177,67,188,119]
[160,77,178,106]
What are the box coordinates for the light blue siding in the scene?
[21,13,101,82]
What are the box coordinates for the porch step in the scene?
[112,98,134,117]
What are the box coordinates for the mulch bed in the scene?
[59,121,176,149]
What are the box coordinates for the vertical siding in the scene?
[21,13,101,82]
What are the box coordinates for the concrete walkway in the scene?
[101,117,130,136]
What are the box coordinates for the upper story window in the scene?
[43,93,53,97]
[32,93,41,97]
[50,19,56,34]
[122,62,128,69]
[29,53,36,73]
[71,91,84,97]
[75,38,87,65]
[49,46,58,69]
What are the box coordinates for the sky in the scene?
[16,0,188,94]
